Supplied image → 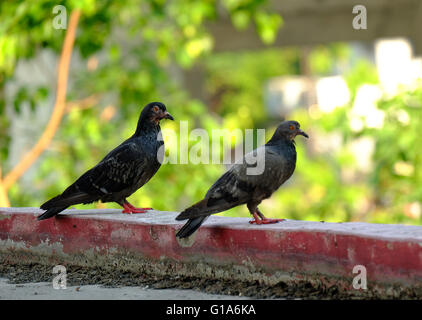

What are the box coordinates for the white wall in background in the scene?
[375,38,422,95]
[315,76,350,113]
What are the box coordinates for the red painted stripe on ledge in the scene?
[0,208,421,286]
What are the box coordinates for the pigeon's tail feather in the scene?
[39,191,97,221]
[176,216,208,238]
[175,199,210,238]
[175,199,210,221]
[37,206,68,221]
[40,194,66,210]
[41,192,96,209]
[175,196,237,221]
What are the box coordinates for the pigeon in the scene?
[38,102,174,221]
[175,120,308,238]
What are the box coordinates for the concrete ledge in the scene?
[1,207,422,298]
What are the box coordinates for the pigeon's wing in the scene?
[41,142,148,210]
[174,166,255,236]
[176,146,286,221]
[205,146,284,203]
[204,170,253,208]
[174,168,252,221]
[176,150,265,221]
[74,142,148,197]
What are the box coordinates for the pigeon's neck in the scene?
[266,136,296,149]
[133,116,161,138]
[266,138,297,169]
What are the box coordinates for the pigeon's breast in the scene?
[127,134,164,192]
[264,142,297,188]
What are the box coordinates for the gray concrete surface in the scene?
[0,278,252,300]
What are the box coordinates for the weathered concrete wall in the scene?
[1,207,421,298]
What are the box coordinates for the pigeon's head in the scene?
[143,102,174,124]
[272,120,309,141]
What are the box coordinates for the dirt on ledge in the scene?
[0,253,419,300]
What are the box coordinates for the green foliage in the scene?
[345,59,379,101]
[362,87,422,223]
[205,48,301,127]
[308,43,350,75]
[285,65,422,225]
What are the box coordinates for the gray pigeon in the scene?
[175,120,308,238]
[38,102,173,221]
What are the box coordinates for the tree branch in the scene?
[0,167,10,207]
[65,94,100,113]
[3,9,81,192]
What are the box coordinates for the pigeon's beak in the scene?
[297,129,309,138]
[163,111,174,120]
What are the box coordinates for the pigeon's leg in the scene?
[121,200,152,214]
[247,202,264,224]
[249,212,263,225]
[249,208,285,224]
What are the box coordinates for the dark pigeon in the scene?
[38,102,174,221]
[175,120,308,238]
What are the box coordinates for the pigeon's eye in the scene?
[153,106,159,112]
[289,125,295,130]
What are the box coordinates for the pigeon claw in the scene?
[122,202,152,214]
[260,218,286,224]
[122,208,149,214]
[249,212,285,224]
